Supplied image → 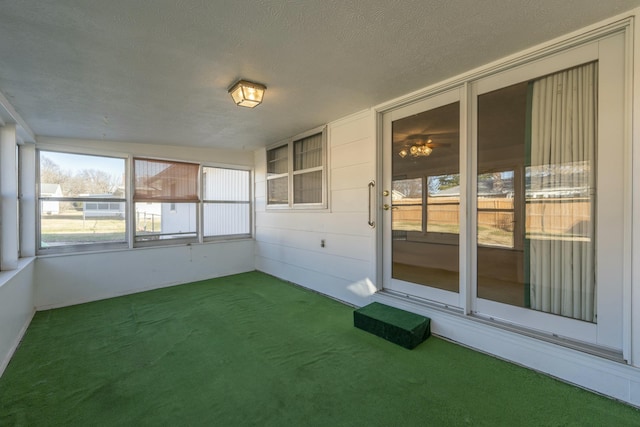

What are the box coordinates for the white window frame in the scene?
[35,147,254,254]
[201,165,252,241]
[266,125,328,210]
[36,149,129,254]
[132,156,201,247]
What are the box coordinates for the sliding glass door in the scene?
[382,32,627,352]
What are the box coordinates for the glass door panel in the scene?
[384,94,461,305]
[471,34,628,351]
[476,81,527,307]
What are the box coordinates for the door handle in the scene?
[368,180,375,228]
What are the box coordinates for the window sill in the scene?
[0,257,36,289]
[266,205,329,213]
[35,237,254,258]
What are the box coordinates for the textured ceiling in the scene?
[0,0,639,150]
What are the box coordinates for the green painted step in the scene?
[354,302,431,349]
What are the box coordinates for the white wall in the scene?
[255,110,378,306]
[0,259,35,376]
[35,240,254,309]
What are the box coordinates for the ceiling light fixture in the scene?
[398,137,433,158]
[228,79,266,108]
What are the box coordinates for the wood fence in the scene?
[392,196,591,236]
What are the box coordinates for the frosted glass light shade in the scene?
[228,80,266,108]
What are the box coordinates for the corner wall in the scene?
[255,110,378,306]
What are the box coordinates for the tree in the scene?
[393,178,422,198]
[438,173,460,190]
[40,156,119,197]
[428,173,459,195]
[40,156,71,190]
[73,169,118,195]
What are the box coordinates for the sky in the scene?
[40,150,125,179]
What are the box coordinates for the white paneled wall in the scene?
[255,110,378,306]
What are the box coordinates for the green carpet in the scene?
[1,271,638,426]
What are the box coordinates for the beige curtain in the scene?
[133,158,199,202]
[293,133,323,204]
[529,62,597,322]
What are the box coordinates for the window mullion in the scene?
[288,141,294,207]
[465,81,477,315]
[292,165,323,175]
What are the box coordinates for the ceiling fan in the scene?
[397,133,454,158]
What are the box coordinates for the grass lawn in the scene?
[41,211,129,244]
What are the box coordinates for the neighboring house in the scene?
[159,202,196,236]
[82,195,125,218]
[40,184,62,215]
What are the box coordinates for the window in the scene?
[37,151,252,253]
[203,167,251,238]
[266,126,326,208]
[391,178,423,232]
[133,158,199,244]
[477,170,515,248]
[293,132,323,204]
[391,174,461,236]
[38,150,127,252]
[427,173,460,235]
[266,145,288,205]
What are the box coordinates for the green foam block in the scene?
[354,302,431,349]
